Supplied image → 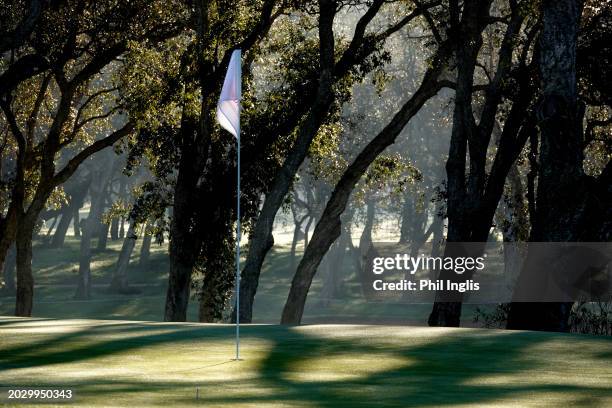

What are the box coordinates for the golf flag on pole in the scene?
[217,48,242,361]
[217,49,242,138]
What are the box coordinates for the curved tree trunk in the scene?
[303,216,314,248]
[236,1,337,324]
[51,205,73,248]
[109,222,138,293]
[280,62,446,324]
[44,216,59,242]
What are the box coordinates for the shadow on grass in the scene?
[218,328,611,407]
[0,320,610,406]
[0,320,227,369]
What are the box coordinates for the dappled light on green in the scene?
[1,319,610,407]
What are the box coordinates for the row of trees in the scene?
[1,0,610,331]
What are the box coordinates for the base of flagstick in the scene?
[231,358,243,361]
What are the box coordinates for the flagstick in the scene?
[216,48,242,361]
[235,129,241,361]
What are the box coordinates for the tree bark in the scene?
[399,195,413,244]
[110,217,119,240]
[320,210,353,305]
[507,0,585,332]
[43,216,59,242]
[14,216,36,316]
[198,261,233,322]
[73,204,81,237]
[97,221,110,251]
[119,217,125,238]
[164,102,206,321]
[139,225,152,269]
[289,205,307,273]
[51,204,73,248]
[0,207,17,278]
[1,245,16,295]
[109,221,138,293]
[357,200,376,297]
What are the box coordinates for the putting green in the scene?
[0,318,610,407]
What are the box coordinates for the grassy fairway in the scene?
[0,318,611,407]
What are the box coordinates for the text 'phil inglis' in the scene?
[372,279,480,292]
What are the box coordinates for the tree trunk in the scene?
[75,219,94,299]
[198,261,233,322]
[289,208,306,273]
[430,203,444,258]
[399,192,416,244]
[139,225,152,269]
[320,217,351,305]
[44,216,59,242]
[73,204,81,238]
[0,208,17,277]
[119,217,125,239]
[501,164,528,281]
[14,219,35,316]
[356,200,376,296]
[109,222,138,293]
[97,221,110,251]
[1,245,16,295]
[110,217,119,240]
[51,205,73,248]
[52,177,89,248]
[303,216,314,248]
[75,165,112,299]
[507,0,585,332]
[164,104,206,321]
[279,61,446,324]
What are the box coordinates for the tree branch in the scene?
[0,98,26,152]
[53,122,134,186]
[0,54,50,97]
[413,0,443,44]
[0,0,48,54]
[26,73,52,145]
[73,86,120,129]
[477,9,525,140]
[70,104,123,141]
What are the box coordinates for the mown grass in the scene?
[0,318,610,407]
